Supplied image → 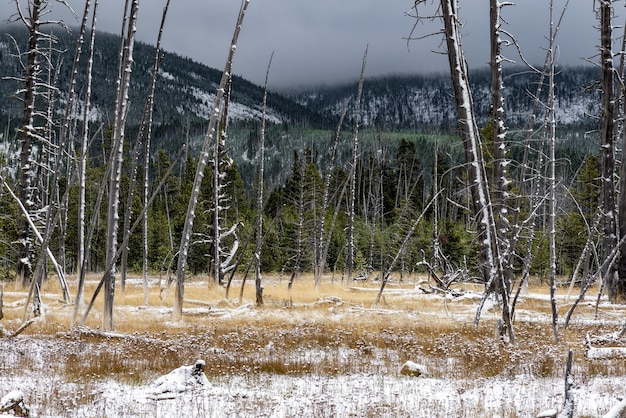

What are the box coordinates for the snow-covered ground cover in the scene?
[42,373,626,417]
[1,277,625,417]
[1,366,624,417]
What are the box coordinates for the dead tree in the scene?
[74,0,99,324]
[314,100,348,289]
[613,2,626,303]
[117,0,171,301]
[508,2,571,331]
[253,54,272,305]
[8,0,72,287]
[489,0,512,296]
[410,0,513,341]
[346,45,367,284]
[556,350,575,418]
[598,0,619,302]
[173,0,251,320]
[210,79,241,289]
[100,0,139,330]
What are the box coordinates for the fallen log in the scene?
[586,334,626,360]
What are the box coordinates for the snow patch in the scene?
[149,359,210,397]
[159,69,175,80]
[399,361,429,377]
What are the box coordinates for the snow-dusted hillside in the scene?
[293,66,600,131]
[0,25,330,134]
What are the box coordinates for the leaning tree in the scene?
[409,0,513,341]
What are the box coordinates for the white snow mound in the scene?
[0,390,29,417]
[150,359,210,395]
[399,361,429,377]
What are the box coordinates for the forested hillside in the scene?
[0,25,332,143]
[291,66,600,131]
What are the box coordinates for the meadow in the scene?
[1,273,625,417]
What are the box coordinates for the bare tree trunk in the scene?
[598,0,619,302]
[490,0,511,295]
[56,0,91,281]
[103,0,138,330]
[9,0,75,298]
[428,0,512,340]
[556,349,575,418]
[173,0,251,320]
[145,0,170,305]
[253,52,272,306]
[346,46,367,284]
[210,79,240,288]
[14,0,43,287]
[314,100,348,289]
[547,0,560,341]
[74,1,99,325]
[615,8,626,303]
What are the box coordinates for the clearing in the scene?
[0,274,625,417]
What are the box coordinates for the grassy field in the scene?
[1,273,625,417]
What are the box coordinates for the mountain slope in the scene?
[291,67,601,132]
[1,24,601,138]
[0,24,603,193]
[0,25,332,135]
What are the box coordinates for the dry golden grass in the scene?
[1,272,624,388]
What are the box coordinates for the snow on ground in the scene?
[2,281,626,417]
[1,372,622,417]
[1,332,625,417]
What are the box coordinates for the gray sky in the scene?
[3,1,600,89]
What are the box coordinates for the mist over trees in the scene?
[0,0,624,338]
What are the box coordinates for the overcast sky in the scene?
[2,1,601,89]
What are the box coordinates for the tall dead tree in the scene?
[546,0,560,341]
[346,46,367,283]
[9,0,70,287]
[173,0,250,320]
[252,52,273,306]
[410,0,513,341]
[12,0,43,288]
[617,5,626,303]
[74,0,99,324]
[314,100,348,289]
[103,0,139,330]
[142,0,170,304]
[211,79,240,287]
[598,0,625,303]
[489,0,512,295]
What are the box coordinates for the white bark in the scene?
[547,0,560,342]
[173,0,251,320]
[314,99,347,289]
[144,0,170,305]
[103,0,138,330]
[346,45,367,283]
[254,52,272,305]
